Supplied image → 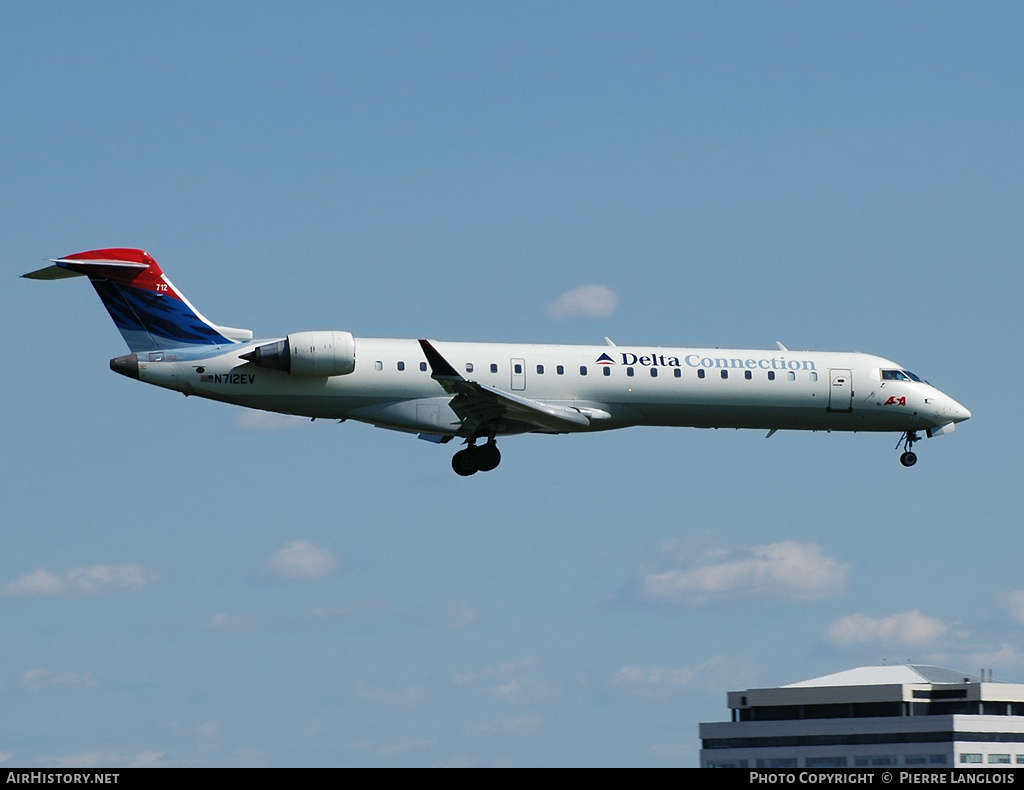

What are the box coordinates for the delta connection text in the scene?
[613,352,817,371]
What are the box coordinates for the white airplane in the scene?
[25,248,971,476]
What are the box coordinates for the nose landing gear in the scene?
[451,438,502,476]
[897,431,920,467]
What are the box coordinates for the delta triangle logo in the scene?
[595,352,615,365]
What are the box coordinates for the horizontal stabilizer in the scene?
[24,248,251,351]
[22,264,84,280]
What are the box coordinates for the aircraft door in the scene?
[511,358,526,391]
[828,369,853,412]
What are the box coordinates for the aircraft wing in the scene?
[418,339,591,435]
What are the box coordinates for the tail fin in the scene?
[23,248,252,352]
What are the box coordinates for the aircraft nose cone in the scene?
[949,398,971,422]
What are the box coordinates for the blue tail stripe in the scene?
[90,279,231,351]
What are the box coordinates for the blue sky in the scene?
[2,1,1022,767]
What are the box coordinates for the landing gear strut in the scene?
[897,431,919,467]
[451,438,501,477]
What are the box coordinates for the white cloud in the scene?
[546,284,619,320]
[1,564,157,597]
[264,541,338,580]
[41,751,169,768]
[22,668,98,692]
[636,541,848,604]
[827,610,948,648]
[464,714,544,736]
[614,656,757,697]
[206,612,261,632]
[1003,590,1024,625]
[490,677,556,704]
[354,680,426,707]
[233,411,313,432]
[196,721,219,740]
[441,599,478,630]
[960,644,1024,675]
[451,656,538,685]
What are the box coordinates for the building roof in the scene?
[784,665,982,688]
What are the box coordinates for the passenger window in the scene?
[580,366,588,376]
[397,361,405,371]
[490,363,498,373]
[420,362,427,372]
[514,363,522,374]
[375,361,383,371]
[744,370,751,380]
[768,371,775,381]
[674,368,681,378]
[602,367,611,376]
[537,365,544,374]
[787,371,796,381]
[810,372,818,382]
[466,363,474,373]
[626,367,634,377]
[721,370,728,379]
[697,369,706,379]
[650,368,657,377]
[557,365,564,375]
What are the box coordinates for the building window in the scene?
[490,363,498,373]
[989,754,1011,764]
[756,759,797,769]
[906,755,947,765]
[855,756,897,767]
[397,361,405,371]
[960,754,982,764]
[1017,755,1024,764]
[602,367,611,376]
[806,757,847,768]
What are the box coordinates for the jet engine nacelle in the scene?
[243,330,356,377]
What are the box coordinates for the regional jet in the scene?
[24,248,971,476]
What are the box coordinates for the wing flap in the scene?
[418,339,591,435]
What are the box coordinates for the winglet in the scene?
[418,339,462,380]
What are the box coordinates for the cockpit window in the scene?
[882,369,925,383]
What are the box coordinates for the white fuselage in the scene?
[133,338,971,439]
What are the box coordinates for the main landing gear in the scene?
[451,439,501,477]
[897,431,920,467]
